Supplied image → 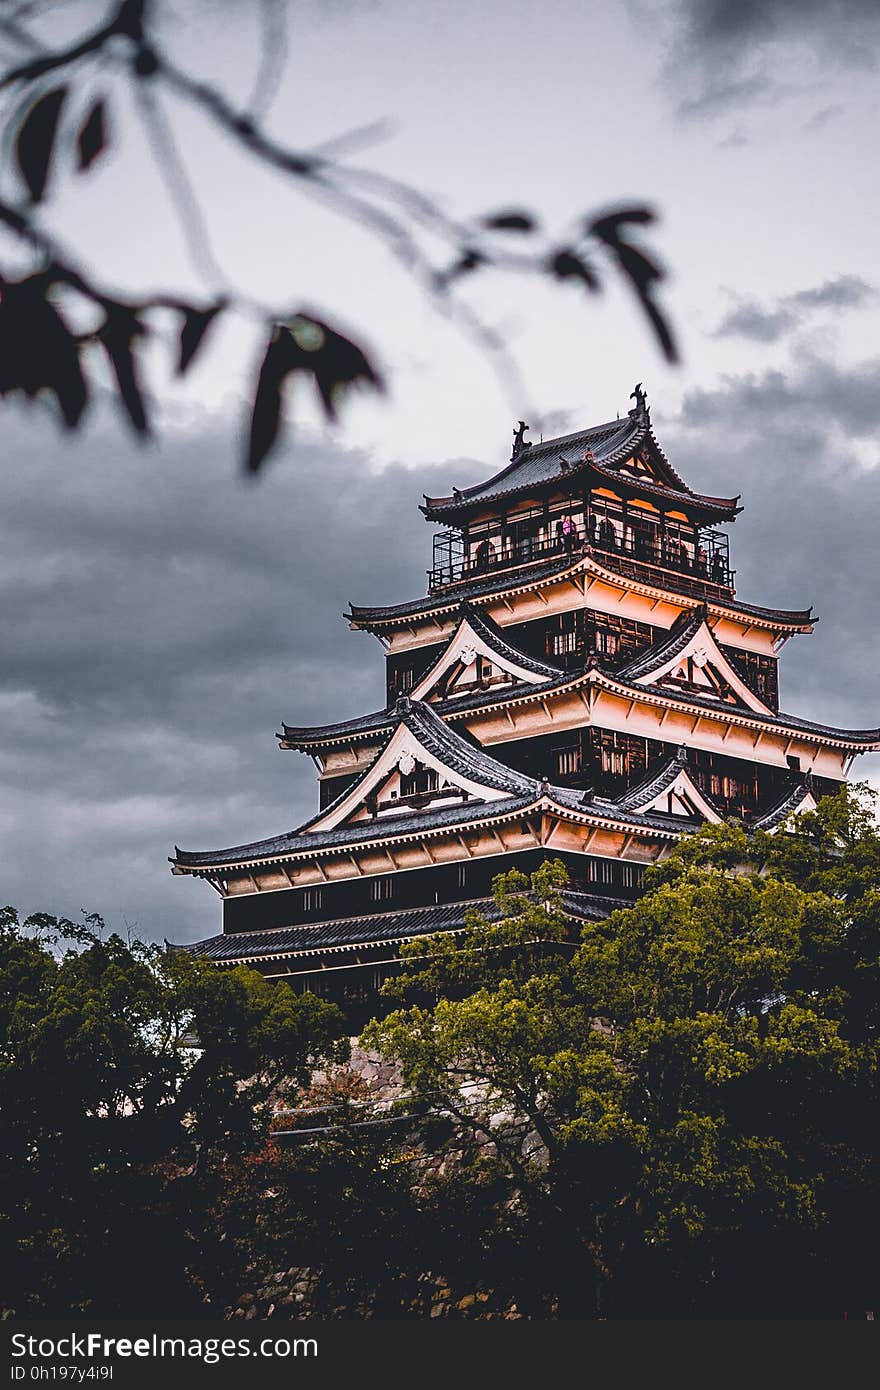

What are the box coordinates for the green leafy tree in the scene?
[365,788,880,1317]
[0,908,347,1316]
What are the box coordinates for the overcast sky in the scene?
[1,0,878,945]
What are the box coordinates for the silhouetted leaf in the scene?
[245,317,384,473]
[589,207,678,363]
[76,99,107,172]
[588,207,656,239]
[0,275,87,425]
[98,307,149,435]
[177,300,226,375]
[547,248,600,292]
[246,329,289,473]
[14,86,68,203]
[480,211,537,233]
[288,315,384,423]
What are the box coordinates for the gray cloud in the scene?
[0,407,485,945]
[666,354,880,730]
[668,0,880,117]
[713,276,876,343]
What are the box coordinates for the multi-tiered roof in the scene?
[172,390,878,1010]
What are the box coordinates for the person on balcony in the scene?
[474,539,495,572]
[711,550,727,584]
[560,514,577,552]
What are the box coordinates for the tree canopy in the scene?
[3,785,877,1317]
[0,908,346,1315]
[365,786,880,1317]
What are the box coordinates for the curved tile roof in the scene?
[614,746,695,812]
[172,791,540,869]
[281,605,565,750]
[462,604,565,680]
[422,416,639,515]
[280,706,392,746]
[421,408,740,521]
[347,553,814,632]
[179,889,632,963]
[347,553,576,626]
[616,606,707,681]
[750,776,815,830]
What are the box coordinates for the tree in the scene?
[0,907,347,1316]
[364,788,880,1317]
[0,1,677,473]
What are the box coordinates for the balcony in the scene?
[429,519,735,601]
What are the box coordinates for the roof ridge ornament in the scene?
[511,419,531,461]
[629,382,649,422]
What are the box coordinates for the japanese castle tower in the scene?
[172,389,879,1009]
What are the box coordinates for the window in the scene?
[400,765,439,797]
[601,748,627,778]
[594,630,618,658]
[301,887,323,913]
[550,629,579,656]
[588,858,616,886]
[586,859,643,890]
[456,862,469,891]
[556,746,581,777]
[369,877,394,903]
[620,863,643,890]
[398,666,414,693]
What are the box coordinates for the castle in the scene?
[171,389,879,1011]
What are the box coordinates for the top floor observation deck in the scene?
[429,512,735,604]
[423,391,740,604]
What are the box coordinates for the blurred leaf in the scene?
[589,207,678,364]
[98,306,149,435]
[290,315,384,423]
[246,317,383,474]
[0,275,88,426]
[177,300,225,375]
[76,99,107,172]
[480,211,537,233]
[246,329,288,474]
[588,207,656,238]
[14,86,68,203]
[547,248,600,292]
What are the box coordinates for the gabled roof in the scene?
[617,605,776,717]
[171,725,723,874]
[409,603,563,699]
[280,606,877,762]
[179,889,632,965]
[280,605,563,753]
[421,402,740,522]
[614,747,724,822]
[750,777,819,831]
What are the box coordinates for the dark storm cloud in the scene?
[667,0,880,116]
[712,277,876,344]
[0,409,485,944]
[664,354,880,730]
